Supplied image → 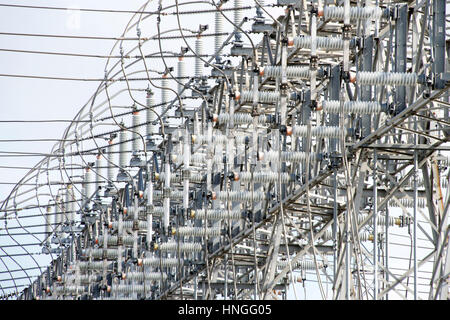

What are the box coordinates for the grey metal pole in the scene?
[373,150,378,300]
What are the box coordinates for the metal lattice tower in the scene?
[1,0,449,300]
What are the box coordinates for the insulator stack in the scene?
[64,274,102,285]
[322,100,383,114]
[54,191,62,232]
[82,248,120,260]
[139,257,180,267]
[234,0,243,36]
[214,113,267,125]
[262,66,311,79]
[195,37,204,78]
[96,235,135,247]
[356,72,418,86]
[322,6,383,21]
[191,209,242,221]
[118,129,129,169]
[146,91,158,137]
[320,230,375,242]
[235,171,292,183]
[277,260,324,270]
[140,206,164,218]
[107,140,117,183]
[161,75,171,117]
[122,271,166,282]
[153,190,183,200]
[292,125,345,138]
[155,242,203,252]
[264,151,317,163]
[108,220,147,231]
[79,261,111,271]
[84,167,94,206]
[95,155,105,193]
[177,56,186,96]
[174,226,221,237]
[54,285,87,296]
[132,110,143,152]
[189,153,223,166]
[214,7,224,57]
[357,214,401,227]
[215,191,266,202]
[193,134,249,145]
[157,172,204,184]
[388,198,427,209]
[293,36,345,50]
[45,203,53,244]
[240,90,279,103]
[66,185,75,223]
[111,284,146,295]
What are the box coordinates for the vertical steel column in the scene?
[413,118,418,300]
[373,150,378,300]
[329,65,341,153]
[394,4,408,113]
[432,0,446,89]
[361,35,373,138]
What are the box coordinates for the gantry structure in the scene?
[1,0,449,300]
